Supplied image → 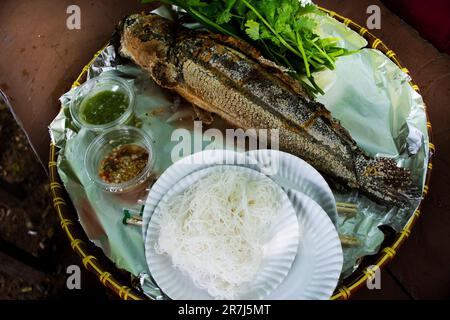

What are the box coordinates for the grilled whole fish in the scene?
[119,13,416,207]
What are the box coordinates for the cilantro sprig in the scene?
[142,0,355,95]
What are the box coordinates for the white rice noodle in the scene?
[155,170,280,299]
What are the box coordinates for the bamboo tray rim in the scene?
[48,7,434,300]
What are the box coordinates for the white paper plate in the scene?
[145,165,300,300]
[143,149,337,240]
[267,190,343,300]
[246,149,338,225]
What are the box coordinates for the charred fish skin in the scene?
[119,14,417,207]
[175,37,358,183]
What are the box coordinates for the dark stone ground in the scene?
[0,98,110,300]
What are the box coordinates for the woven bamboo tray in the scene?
[48,7,434,300]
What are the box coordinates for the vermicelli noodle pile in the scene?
[155,170,280,299]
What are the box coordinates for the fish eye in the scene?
[124,16,137,27]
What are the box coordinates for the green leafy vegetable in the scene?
[245,20,260,40]
[141,0,356,95]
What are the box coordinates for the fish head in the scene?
[119,13,174,59]
[119,13,178,88]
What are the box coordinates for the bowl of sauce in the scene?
[70,75,135,131]
[85,126,155,193]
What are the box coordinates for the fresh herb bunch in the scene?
[142,0,354,95]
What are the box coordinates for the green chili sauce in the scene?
[80,90,128,125]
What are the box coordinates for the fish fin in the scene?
[149,61,178,89]
[320,112,360,149]
[192,104,214,124]
[198,32,264,62]
[268,67,313,101]
[198,31,313,98]
[355,154,420,207]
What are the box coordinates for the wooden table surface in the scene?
[0,0,448,299]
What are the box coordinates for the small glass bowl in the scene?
[70,75,135,132]
[85,126,155,193]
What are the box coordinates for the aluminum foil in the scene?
[49,7,429,297]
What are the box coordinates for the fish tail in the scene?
[354,154,420,207]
